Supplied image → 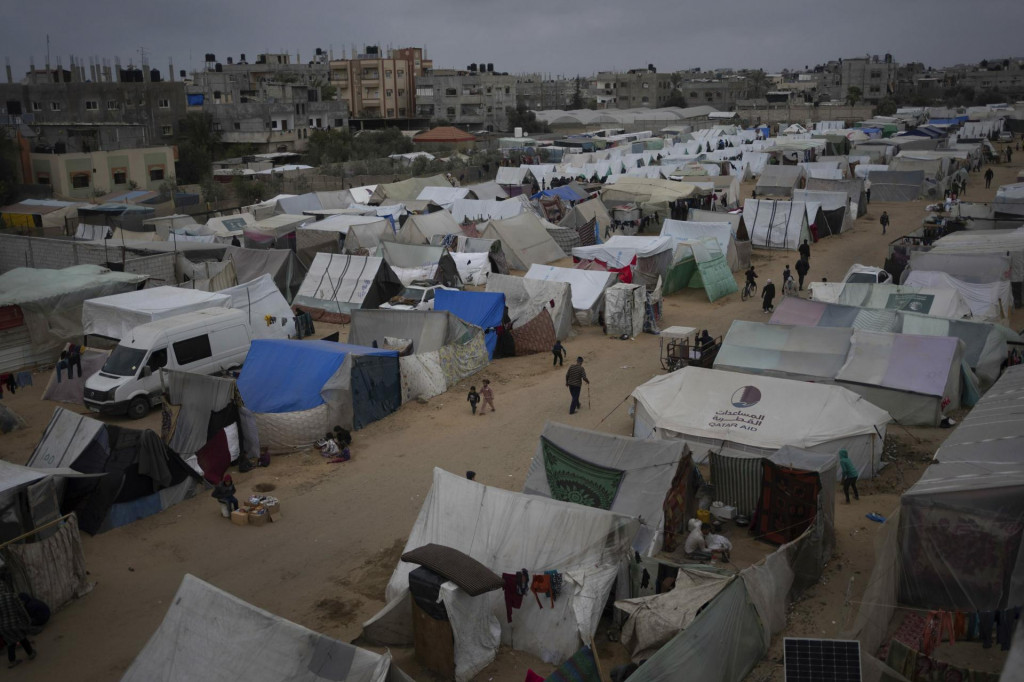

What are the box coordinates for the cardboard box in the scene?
[248,511,269,527]
[230,510,249,526]
[266,501,280,517]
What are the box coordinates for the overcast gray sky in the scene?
[3,0,1022,80]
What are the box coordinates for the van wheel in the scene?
[127,397,150,420]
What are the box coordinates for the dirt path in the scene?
[2,153,1021,681]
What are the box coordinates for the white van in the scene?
[84,308,251,419]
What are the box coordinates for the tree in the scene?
[569,76,585,110]
[176,112,222,184]
[506,106,550,134]
[0,131,20,206]
[664,89,688,108]
[874,98,898,116]
[846,86,862,106]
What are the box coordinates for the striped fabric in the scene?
[709,451,763,517]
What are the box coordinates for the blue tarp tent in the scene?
[531,185,588,202]
[433,290,507,359]
[237,339,401,430]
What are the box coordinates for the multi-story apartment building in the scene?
[416,67,516,131]
[589,70,674,109]
[516,75,577,110]
[328,46,430,126]
[839,55,898,103]
[0,59,187,152]
[186,51,348,153]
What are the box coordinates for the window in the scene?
[271,120,279,129]
[397,69,405,77]
[71,172,90,189]
[334,118,344,127]
[385,70,392,78]
[36,173,50,185]
[172,335,212,366]
[32,101,41,111]
[315,118,321,127]
[147,348,168,372]
[399,108,406,116]
[446,107,456,117]
[386,89,393,97]
[386,108,394,117]
[398,88,405,96]
[234,121,240,130]
[641,96,649,103]
[642,82,649,89]
[148,165,165,181]
[107,100,118,110]
[158,98,170,108]
[161,125,173,136]
[50,102,61,111]
[85,100,98,110]
[112,168,128,185]
[445,88,457,97]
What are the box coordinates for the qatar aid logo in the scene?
[731,385,762,408]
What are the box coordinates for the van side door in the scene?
[171,334,213,371]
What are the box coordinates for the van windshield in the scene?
[102,346,147,377]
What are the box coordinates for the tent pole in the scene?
[0,513,75,551]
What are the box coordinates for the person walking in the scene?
[795,257,810,291]
[479,379,495,415]
[798,239,810,262]
[839,449,860,503]
[880,211,890,235]
[864,178,871,205]
[0,588,36,668]
[985,167,994,189]
[552,340,566,367]
[761,279,776,313]
[565,357,590,415]
[467,386,480,415]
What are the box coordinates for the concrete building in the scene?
[26,146,176,200]
[839,55,898,103]
[186,51,348,153]
[329,46,430,126]
[676,74,754,109]
[516,75,577,111]
[589,70,674,109]
[0,60,187,151]
[415,68,516,131]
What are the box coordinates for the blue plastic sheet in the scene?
[433,290,505,359]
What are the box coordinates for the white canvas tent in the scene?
[82,286,230,341]
[904,270,1013,324]
[122,574,412,682]
[525,264,619,325]
[605,283,646,337]
[479,213,567,271]
[292,254,403,314]
[485,273,574,340]
[660,220,741,271]
[395,211,461,245]
[416,186,475,209]
[450,197,528,224]
[362,468,639,682]
[792,189,852,235]
[221,274,296,338]
[754,165,805,197]
[632,366,890,478]
[742,200,811,251]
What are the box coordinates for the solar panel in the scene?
[784,638,862,682]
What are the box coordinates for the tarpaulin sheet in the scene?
[434,290,506,359]
[236,339,392,414]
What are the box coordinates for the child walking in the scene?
[479,379,495,415]
[467,386,480,414]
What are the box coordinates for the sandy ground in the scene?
[2,152,1022,682]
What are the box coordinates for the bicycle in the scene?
[741,280,757,301]
[782,277,797,296]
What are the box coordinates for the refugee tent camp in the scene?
[927,228,1024,303]
[220,274,297,338]
[742,200,811,250]
[416,186,475,209]
[28,407,200,534]
[769,295,1017,390]
[236,339,401,451]
[714,320,966,426]
[347,309,489,402]
[479,213,567,271]
[433,290,508,359]
[601,177,703,216]
[344,221,396,254]
[753,165,805,197]
[805,177,867,218]
[604,283,646,337]
[370,174,453,204]
[523,421,695,557]
[485,273,573,343]
[903,270,1013,324]
[450,197,528,224]
[0,265,148,373]
[907,250,1011,286]
[792,189,851,235]
[122,574,413,682]
[223,246,306,302]
[525,264,619,325]
[361,468,639,682]
[293,254,403,314]
[631,366,890,478]
[559,197,613,240]
[81,286,230,342]
[822,282,974,320]
[687,208,752,268]
[376,241,462,288]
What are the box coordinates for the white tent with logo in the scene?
[122,574,413,682]
[361,468,638,682]
[525,264,619,325]
[631,366,890,478]
[903,270,1014,324]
